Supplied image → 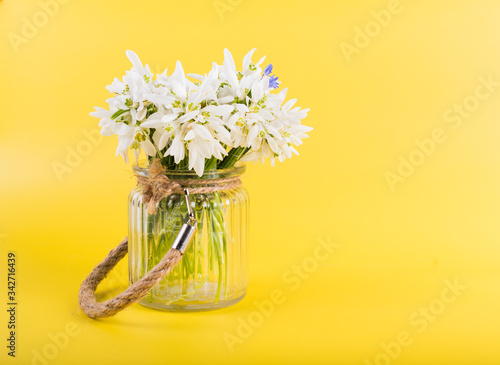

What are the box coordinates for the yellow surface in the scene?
[1,0,500,364]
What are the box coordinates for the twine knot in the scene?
[136,159,184,214]
[136,159,242,215]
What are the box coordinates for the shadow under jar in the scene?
[128,164,249,311]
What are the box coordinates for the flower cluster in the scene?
[91,49,312,176]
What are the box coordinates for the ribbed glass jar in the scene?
[128,164,249,311]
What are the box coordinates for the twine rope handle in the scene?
[78,238,183,319]
[78,160,241,319]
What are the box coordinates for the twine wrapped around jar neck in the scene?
[136,159,243,214]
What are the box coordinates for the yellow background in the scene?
[1,0,500,363]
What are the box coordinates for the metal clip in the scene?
[170,189,198,254]
[184,189,195,219]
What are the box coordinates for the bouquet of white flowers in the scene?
[88,49,312,311]
[91,49,311,175]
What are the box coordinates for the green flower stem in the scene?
[146,212,156,302]
[182,248,192,292]
[218,147,250,169]
[210,231,223,304]
[194,202,205,287]
[211,193,229,300]
[205,156,218,171]
[209,203,224,304]
[210,192,229,303]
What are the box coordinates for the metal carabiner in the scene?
[170,189,198,254]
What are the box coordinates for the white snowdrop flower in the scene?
[89,107,115,136]
[218,49,267,102]
[234,86,312,165]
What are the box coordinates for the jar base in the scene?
[137,292,246,312]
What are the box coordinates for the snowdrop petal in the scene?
[276,88,288,103]
[140,118,164,128]
[177,111,199,124]
[168,134,185,163]
[100,126,114,136]
[289,134,303,145]
[159,132,171,150]
[170,61,187,100]
[212,141,227,160]
[112,122,132,136]
[267,138,279,153]
[148,94,175,105]
[218,95,234,104]
[196,138,212,158]
[251,81,264,102]
[170,61,186,85]
[248,125,259,142]
[105,78,125,93]
[204,104,233,118]
[161,113,178,123]
[152,129,163,146]
[184,130,196,141]
[188,143,198,170]
[136,107,147,121]
[266,126,282,140]
[240,151,259,162]
[255,56,266,67]
[116,134,133,156]
[126,50,144,75]
[223,48,236,73]
[90,107,112,118]
[282,99,297,112]
[296,125,313,133]
[214,124,231,140]
[141,139,156,156]
[98,118,111,127]
[283,146,292,159]
[187,73,204,80]
[192,124,213,141]
[223,49,239,89]
[271,120,283,129]
[258,109,274,120]
[194,157,205,177]
[243,48,256,70]
[251,137,261,151]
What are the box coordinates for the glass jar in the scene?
[128,164,249,311]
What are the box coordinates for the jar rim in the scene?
[133,160,246,180]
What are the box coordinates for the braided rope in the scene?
[78,238,183,319]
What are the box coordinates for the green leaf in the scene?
[111,109,129,120]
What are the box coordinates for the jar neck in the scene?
[133,164,245,181]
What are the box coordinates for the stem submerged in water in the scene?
[211,192,229,304]
[144,190,229,305]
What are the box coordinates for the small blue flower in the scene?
[263,64,279,89]
[268,75,279,89]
